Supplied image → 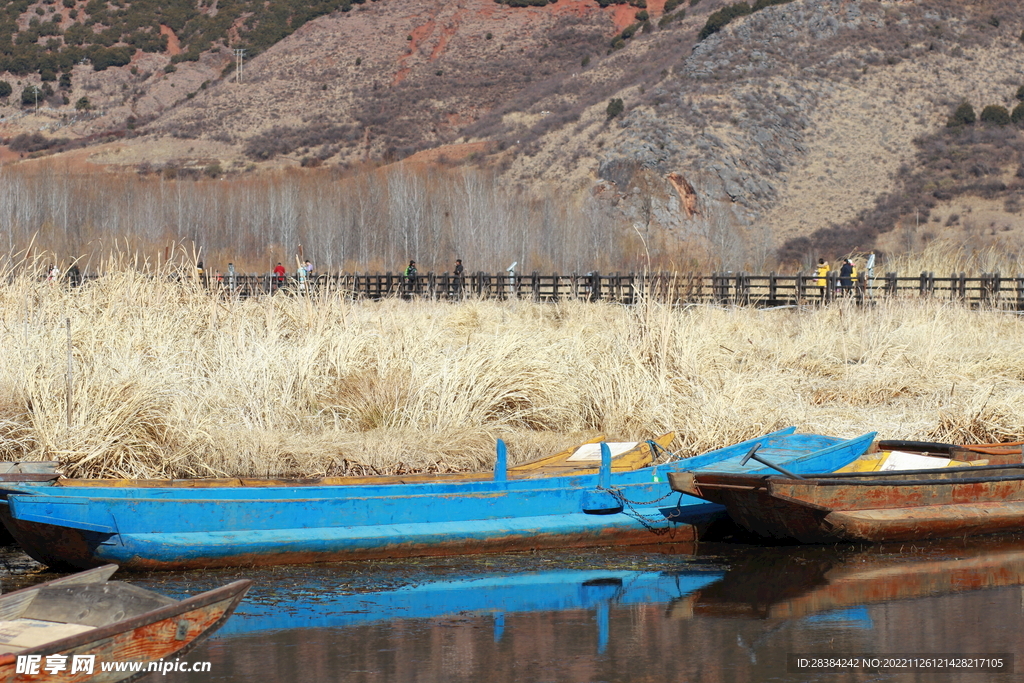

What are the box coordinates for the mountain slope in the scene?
[4,0,1024,266]
[500,0,1024,263]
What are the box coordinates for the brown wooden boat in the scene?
[876,439,1023,465]
[672,536,1024,620]
[0,565,250,682]
[669,462,1024,543]
[0,462,60,484]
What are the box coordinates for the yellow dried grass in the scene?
[1,258,1022,479]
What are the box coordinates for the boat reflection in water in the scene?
[158,539,1024,682]
[678,535,1024,621]
[220,564,724,652]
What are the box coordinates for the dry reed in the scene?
[879,239,1024,278]
[1,256,1022,479]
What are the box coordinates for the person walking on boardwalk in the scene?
[839,258,854,295]
[404,260,418,296]
[453,258,464,297]
[814,258,830,302]
[273,262,286,291]
[304,260,315,292]
[297,260,308,293]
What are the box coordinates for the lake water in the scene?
[6,537,1024,682]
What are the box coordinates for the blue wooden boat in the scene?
[0,428,874,571]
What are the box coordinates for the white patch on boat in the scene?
[567,442,639,461]
[879,451,952,471]
[0,618,95,652]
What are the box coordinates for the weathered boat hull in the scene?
[0,429,875,570]
[0,567,249,683]
[0,501,722,571]
[672,463,1024,544]
[823,501,1024,542]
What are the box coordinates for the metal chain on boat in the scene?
[589,439,686,536]
[599,486,679,536]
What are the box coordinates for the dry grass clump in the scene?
[1,257,1022,478]
[882,239,1024,277]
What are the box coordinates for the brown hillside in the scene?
[145,0,624,166]
[4,0,1024,267]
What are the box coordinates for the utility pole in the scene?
[234,48,246,83]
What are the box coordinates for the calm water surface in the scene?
[5,538,1024,682]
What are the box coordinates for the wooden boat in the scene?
[0,428,875,570]
[0,565,250,682]
[876,439,1023,465]
[0,436,667,549]
[672,536,1024,620]
[670,461,1024,543]
[506,435,666,478]
[834,448,980,473]
[0,463,60,547]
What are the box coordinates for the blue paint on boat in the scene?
[0,429,875,570]
[494,439,508,482]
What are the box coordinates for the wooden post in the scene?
[885,272,897,296]
[599,442,611,489]
[65,318,73,430]
[494,439,507,482]
[532,271,540,302]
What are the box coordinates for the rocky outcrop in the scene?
[666,172,699,219]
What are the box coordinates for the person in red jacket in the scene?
[273,262,286,290]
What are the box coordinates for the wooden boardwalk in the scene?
[183,270,1024,310]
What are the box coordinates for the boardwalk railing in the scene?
[57,271,1024,309]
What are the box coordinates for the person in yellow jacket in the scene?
[814,258,830,301]
[814,258,830,287]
